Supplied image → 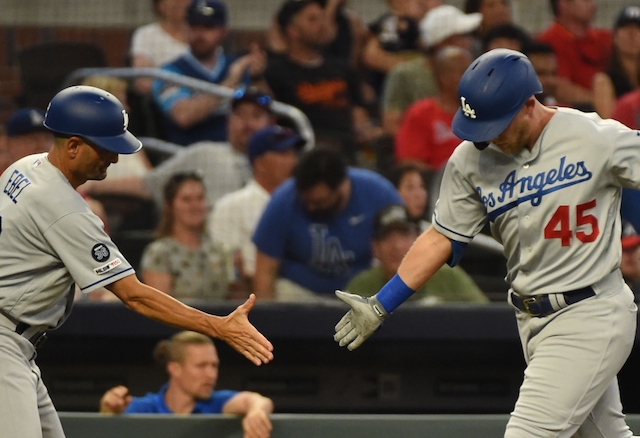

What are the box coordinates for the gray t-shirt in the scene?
[0,154,134,327]
[143,142,251,209]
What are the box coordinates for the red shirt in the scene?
[537,22,611,91]
[395,98,461,169]
[612,88,640,130]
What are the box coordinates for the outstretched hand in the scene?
[334,290,388,351]
[219,294,274,366]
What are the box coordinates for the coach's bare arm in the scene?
[108,275,273,366]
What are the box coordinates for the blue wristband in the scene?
[376,274,415,313]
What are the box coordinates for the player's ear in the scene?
[65,136,84,157]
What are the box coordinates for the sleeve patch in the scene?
[94,258,122,275]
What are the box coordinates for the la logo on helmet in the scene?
[460,96,476,119]
[122,110,129,130]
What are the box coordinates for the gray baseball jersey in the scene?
[434,107,639,437]
[433,107,640,296]
[0,153,134,328]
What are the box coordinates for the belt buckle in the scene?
[32,332,47,349]
[522,296,541,317]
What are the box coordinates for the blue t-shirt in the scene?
[252,168,402,294]
[152,50,248,145]
[124,384,238,414]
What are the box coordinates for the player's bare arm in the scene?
[397,226,453,289]
[107,275,274,366]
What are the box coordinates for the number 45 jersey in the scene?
[433,107,640,296]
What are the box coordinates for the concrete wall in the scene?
[59,413,640,438]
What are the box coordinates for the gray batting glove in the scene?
[334,290,389,351]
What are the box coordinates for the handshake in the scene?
[333,290,389,351]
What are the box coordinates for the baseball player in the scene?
[334,48,640,437]
[0,85,273,438]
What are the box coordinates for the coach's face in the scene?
[169,344,219,401]
[74,137,119,181]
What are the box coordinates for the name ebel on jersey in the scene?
[3,170,31,204]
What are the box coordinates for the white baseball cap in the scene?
[420,5,482,48]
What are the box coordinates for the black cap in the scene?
[373,205,420,240]
[231,87,273,112]
[615,6,640,29]
[186,0,227,27]
[277,0,316,31]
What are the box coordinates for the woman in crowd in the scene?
[593,5,640,119]
[129,0,191,94]
[389,163,430,229]
[140,171,235,301]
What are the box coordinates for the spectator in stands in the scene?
[346,204,488,304]
[464,0,511,39]
[481,22,532,52]
[130,0,191,95]
[592,6,640,119]
[537,0,612,109]
[612,87,640,129]
[140,171,235,300]
[362,0,438,97]
[388,163,430,228]
[267,0,367,68]
[264,0,379,164]
[525,42,561,106]
[79,87,275,210]
[100,331,274,437]
[621,225,640,299]
[252,147,402,300]
[209,125,305,295]
[153,0,267,145]
[394,46,472,171]
[0,108,52,174]
[381,4,482,137]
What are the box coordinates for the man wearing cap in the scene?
[80,87,275,210]
[0,85,273,438]
[335,48,640,437]
[381,4,482,137]
[252,147,402,300]
[209,125,305,294]
[153,0,267,146]
[0,108,53,174]
[346,204,488,304]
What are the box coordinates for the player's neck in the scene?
[527,105,557,150]
[46,149,85,189]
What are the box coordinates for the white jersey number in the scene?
[544,199,600,247]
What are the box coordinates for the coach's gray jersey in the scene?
[0,153,134,327]
[433,107,640,296]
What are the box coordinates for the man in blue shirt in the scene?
[153,0,266,145]
[252,148,403,299]
[100,331,273,437]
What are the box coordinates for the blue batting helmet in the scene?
[451,48,542,145]
[43,85,142,154]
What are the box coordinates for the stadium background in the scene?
[2,0,640,433]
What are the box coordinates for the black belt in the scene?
[16,322,48,348]
[0,312,47,348]
[510,286,595,317]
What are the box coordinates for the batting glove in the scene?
[334,290,389,351]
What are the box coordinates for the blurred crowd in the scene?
[3,0,640,305]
